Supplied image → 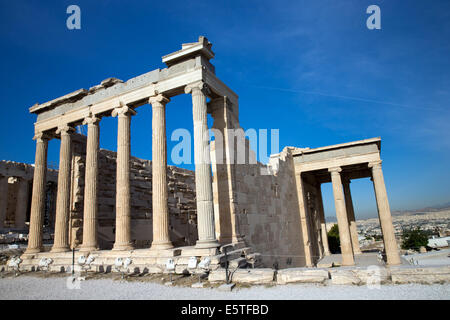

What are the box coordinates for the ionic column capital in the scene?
[83,114,102,126]
[149,94,170,107]
[111,104,137,118]
[33,132,51,142]
[55,125,75,136]
[184,81,210,96]
[328,167,342,174]
[368,160,383,170]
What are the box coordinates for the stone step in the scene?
[209,268,274,284]
[246,252,261,262]
[220,247,252,263]
[219,241,246,252]
[228,257,247,269]
[277,268,330,285]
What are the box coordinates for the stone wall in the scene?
[69,135,198,249]
[231,146,309,269]
[208,100,314,269]
[0,160,58,229]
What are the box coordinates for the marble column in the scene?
[0,176,8,229]
[80,115,101,252]
[25,132,49,254]
[51,125,74,252]
[316,184,331,256]
[329,167,354,266]
[185,81,219,249]
[149,94,173,250]
[369,160,401,265]
[112,105,136,251]
[342,179,362,254]
[294,173,313,267]
[14,178,29,229]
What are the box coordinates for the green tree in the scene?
[327,224,341,254]
[401,227,429,250]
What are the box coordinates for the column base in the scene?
[50,246,70,253]
[112,243,134,251]
[341,257,355,266]
[149,241,174,250]
[324,251,331,256]
[79,245,99,252]
[386,254,402,266]
[195,239,220,249]
[24,247,43,255]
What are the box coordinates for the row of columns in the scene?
[326,162,401,266]
[25,81,220,255]
[0,176,30,229]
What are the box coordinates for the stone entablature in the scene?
[30,36,238,134]
[293,137,381,173]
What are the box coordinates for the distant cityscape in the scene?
[326,204,450,251]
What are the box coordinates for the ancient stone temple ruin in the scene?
[2,36,401,273]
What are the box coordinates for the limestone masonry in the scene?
[1,36,410,278]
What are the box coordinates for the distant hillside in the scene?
[325,202,450,222]
[392,202,450,216]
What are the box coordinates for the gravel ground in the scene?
[0,274,449,300]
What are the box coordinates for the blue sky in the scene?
[0,0,449,219]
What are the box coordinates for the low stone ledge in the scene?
[351,267,390,284]
[209,268,274,284]
[390,265,450,284]
[208,268,227,282]
[276,268,329,285]
[329,269,361,285]
[329,267,389,285]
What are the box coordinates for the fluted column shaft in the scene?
[185,82,219,249]
[25,133,49,254]
[52,126,74,252]
[112,105,136,250]
[316,184,331,256]
[0,176,8,229]
[149,94,173,250]
[295,173,313,266]
[369,160,401,265]
[15,178,29,229]
[342,179,362,254]
[80,116,101,251]
[329,167,354,266]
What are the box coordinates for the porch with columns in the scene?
[293,138,402,267]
